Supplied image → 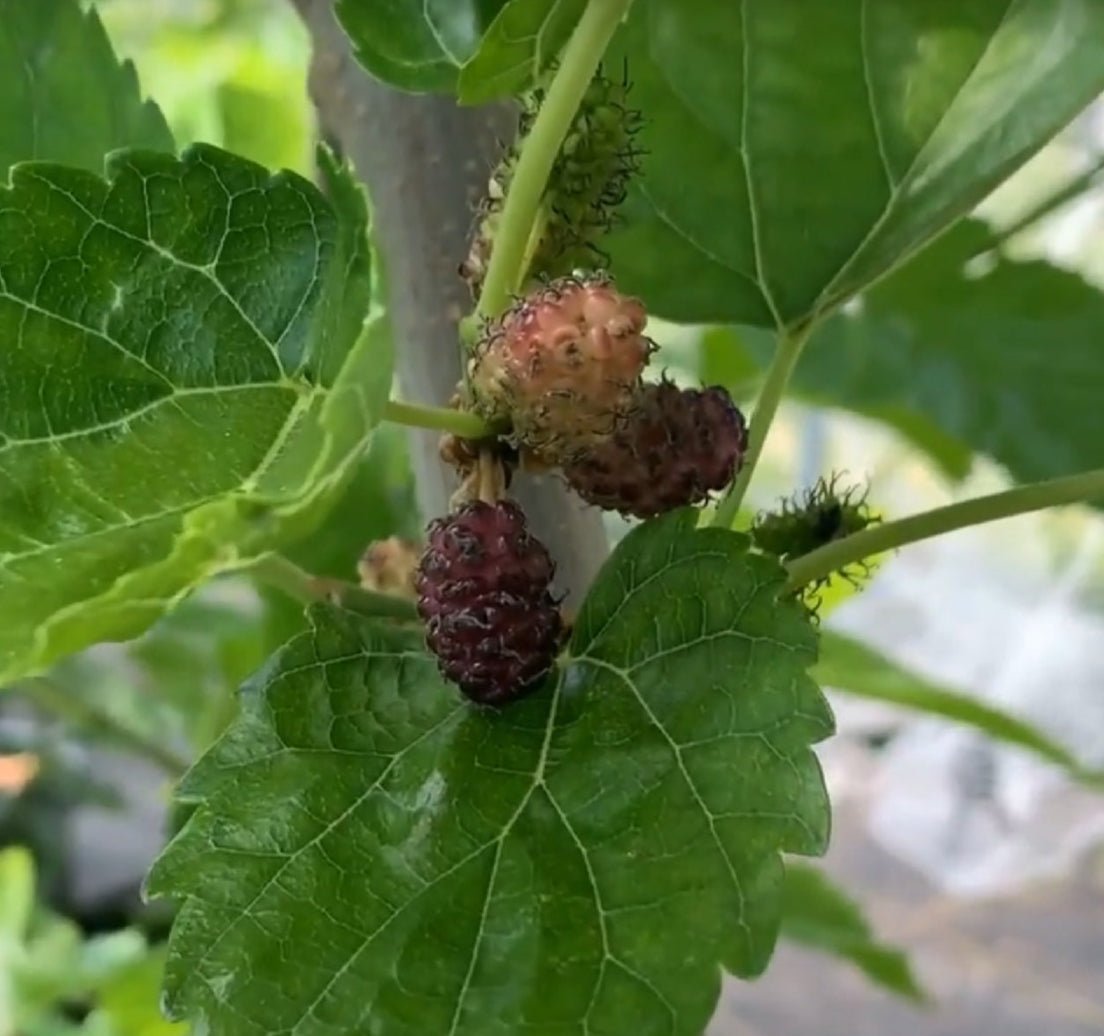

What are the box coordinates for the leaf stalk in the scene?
[784,467,1104,592]
[382,399,496,438]
[250,554,419,622]
[712,324,812,527]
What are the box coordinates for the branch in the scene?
[712,325,811,527]
[291,0,610,607]
[784,468,1104,592]
[251,554,418,622]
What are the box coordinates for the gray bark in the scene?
[291,0,608,606]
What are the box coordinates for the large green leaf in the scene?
[816,631,1103,785]
[705,218,1104,488]
[0,0,173,173]
[336,0,508,93]
[457,0,586,104]
[0,144,385,683]
[699,323,975,481]
[781,862,925,1002]
[148,511,832,1036]
[798,220,1104,488]
[604,0,1104,328]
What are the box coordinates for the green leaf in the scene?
[816,630,1103,785]
[260,422,421,648]
[87,946,185,1036]
[781,862,925,1002]
[0,0,173,173]
[457,0,586,104]
[604,1,1104,328]
[148,511,832,1035]
[0,847,35,941]
[793,220,1104,490]
[0,144,384,684]
[699,325,975,481]
[335,0,507,93]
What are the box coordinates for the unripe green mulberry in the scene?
[752,475,880,614]
[462,66,643,294]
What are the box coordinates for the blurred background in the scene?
[2,1,1103,1033]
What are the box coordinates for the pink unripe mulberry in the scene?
[468,273,654,463]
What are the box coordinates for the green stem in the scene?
[712,325,812,528]
[22,678,190,777]
[250,553,419,622]
[784,467,1104,592]
[383,399,495,439]
[474,0,633,322]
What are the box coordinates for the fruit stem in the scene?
[250,554,419,622]
[475,450,505,503]
[383,399,496,438]
[712,324,812,528]
[784,467,1104,592]
[473,0,632,323]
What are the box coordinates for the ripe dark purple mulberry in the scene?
[564,380,747,518]
[415,500,562,706]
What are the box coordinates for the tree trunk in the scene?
[291,0,608,606]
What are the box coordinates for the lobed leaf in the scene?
[0,0,173,173]
[457,0,587,104]
[705,218,1104,494]
[0,144,385,683]
[148,511,833,1036]
[335,0,509,93]
[603,0,1104,328]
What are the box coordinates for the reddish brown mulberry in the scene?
[564,381,747,518]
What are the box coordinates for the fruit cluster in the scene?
[366,63,880,708]
[415,272,747,707]
[400,66,750,708]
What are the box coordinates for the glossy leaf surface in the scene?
[0,145,384,682]
[458,0,585,104]
[704,219,1104,490]
[335,0,508,93]
[149,512,833,1035]
[603,0,1104,328]
[0,0,173,173]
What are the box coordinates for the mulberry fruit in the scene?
[468,273,653,463]
[751,475,877,563]
[461,65,643,295]
[415,500,562,705]
[751,475,880,617]
[564,380,747,518]
[357,537,420,600]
